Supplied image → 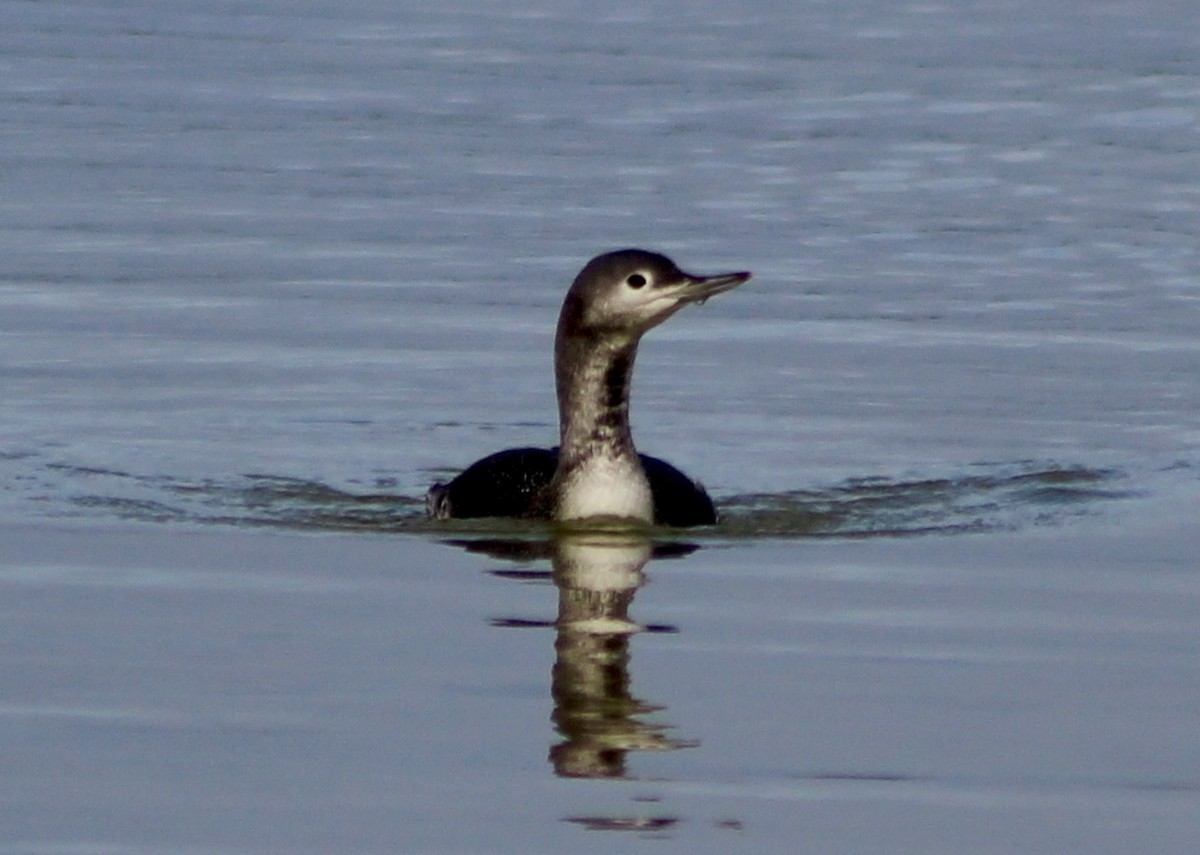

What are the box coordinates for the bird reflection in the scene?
[549,531,697,778]
[458,530,699,779]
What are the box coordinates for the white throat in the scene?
[555,453,653,523]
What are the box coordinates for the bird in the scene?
[427,249,750,527]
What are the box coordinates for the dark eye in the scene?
[626,273,647,289]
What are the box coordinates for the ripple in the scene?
[19,459,1137,541]
[718,465,1134,538]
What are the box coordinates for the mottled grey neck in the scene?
[554,330,640,467]
[545,288,655,523]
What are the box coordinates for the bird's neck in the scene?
[550,330,653,522]
[555,331,639,464]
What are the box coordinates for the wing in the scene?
[427,447,558,520]
[640,453,718,527]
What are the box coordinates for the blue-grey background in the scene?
[2,1,1198,852]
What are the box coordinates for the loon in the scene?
[426,249,750,527]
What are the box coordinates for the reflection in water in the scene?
[468,530,698,780]
[564,814,680,834]
[549,532,697,779]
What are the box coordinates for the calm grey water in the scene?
[2,1,1199,852]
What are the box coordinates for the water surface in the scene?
[1,0,1198,852]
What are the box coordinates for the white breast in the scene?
[555,455,653,523]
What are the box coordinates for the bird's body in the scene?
[427,249,750,527]
[426,446,719,527]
